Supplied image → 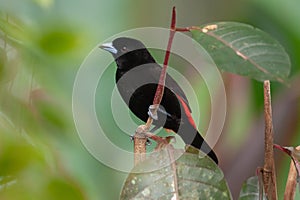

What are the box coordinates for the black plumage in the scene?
[100,37,218,164]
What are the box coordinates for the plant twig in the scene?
[145,6,176,129]
[133,125,148,165]
[134,7,177,165]
[256,167,266,200]
[284,158,298,200]
[262,80,278,200]
[283,146,300,200]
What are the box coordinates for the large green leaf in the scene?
[238,176,266,200]
[121,147,232,200]
[191,22,291,83]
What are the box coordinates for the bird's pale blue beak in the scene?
[99,42,118,54]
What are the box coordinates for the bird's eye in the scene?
[121,46,127,51]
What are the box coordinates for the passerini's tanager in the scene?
[100,37,218,164]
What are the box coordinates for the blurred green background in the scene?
[1,0,299,199]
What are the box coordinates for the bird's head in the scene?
[100,37,155,71]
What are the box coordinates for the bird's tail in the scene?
[177,122,218,164]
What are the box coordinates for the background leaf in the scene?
[238,176,266,200]
[191,22,291,83]
[121,147,232,200]
[1,1,299,199]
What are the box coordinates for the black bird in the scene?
[100,37,218,164]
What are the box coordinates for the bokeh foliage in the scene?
[0,0,299,199]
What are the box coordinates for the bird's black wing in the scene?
[148,63,192,112]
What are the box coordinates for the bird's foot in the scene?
[131,125,176,149]
[147,104,158,120]
[146,139,152,146]
[149,125,161,133]
[153,136,176,151]
[130,135,152,146]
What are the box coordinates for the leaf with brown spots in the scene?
[191,22,291,83]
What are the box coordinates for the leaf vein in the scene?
[205,30,285,83]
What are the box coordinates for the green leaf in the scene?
[238,176,267,200]
[121,147,232,200]
[36,24,81,56]
[0,47,7,81]
[191,22,291,83]
[0,15,25,47]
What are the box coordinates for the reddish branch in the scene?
[145,6,176,127]
[152,7,176,105]
[134,7,177,165]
